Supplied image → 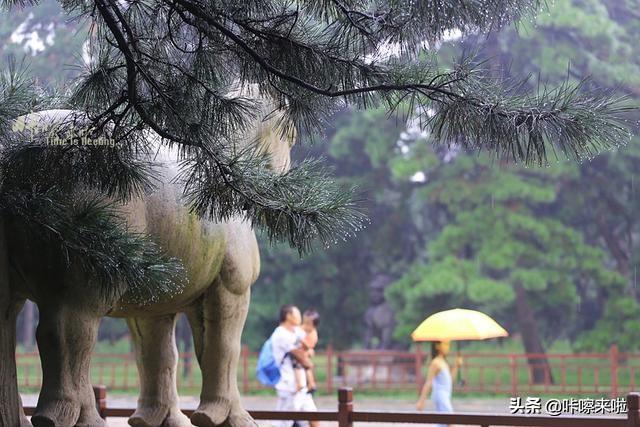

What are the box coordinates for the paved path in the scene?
[22,394,512,426]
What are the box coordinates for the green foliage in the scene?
[0,188,187,305]
[245,238,369,350]
[183,155,365,254]
[2,0,634,256]
[575,296,640,352]
[0,67,186,304]
[386,152,635,348]
[501,0,640,89]
[255,0,640,353]
[386,0,640,352]
[0,59,43,131]
[245,107,414,350]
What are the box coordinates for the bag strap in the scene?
[268,331,288,366]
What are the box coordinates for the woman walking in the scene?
[415,340,462,427]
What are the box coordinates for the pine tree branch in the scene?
[0,188,186,305]
[86,0,369,253]
[172,0,460,100]
[68,0,637,252]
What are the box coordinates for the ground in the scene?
[20,394,516,426]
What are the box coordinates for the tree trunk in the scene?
[514,282,554,385]
[595,210,633,297]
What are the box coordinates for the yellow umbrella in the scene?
[411,308,508,342]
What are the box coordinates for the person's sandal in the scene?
[308,387,317,395]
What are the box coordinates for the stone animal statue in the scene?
[363,274,396,350]
[0,93,294,427]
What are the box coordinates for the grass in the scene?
[16,338,636,399]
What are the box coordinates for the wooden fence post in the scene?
[327,344,334,394]
[627,392,640,427]
[338,387,353,427]
[93,385,107,420]
[510,355,518,396]
[611,345,619,398]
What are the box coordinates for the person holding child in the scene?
[271,305,317,427]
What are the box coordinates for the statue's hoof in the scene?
[31,415,59,427]
[128,404,193,427]
[76,403,108,427]
[75,411,107,427]
[75,416,107,427]
[32,399,80,427]
[223,407,259,427]
[164,407,193,427]
[190,397,232,427]
[128,404,171,427]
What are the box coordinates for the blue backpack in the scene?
[256,336,282,386]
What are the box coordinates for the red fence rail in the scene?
[22,386,640,427]
[16,345,639,397]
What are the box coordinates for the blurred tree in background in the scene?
[252,0,640,354]
[386,153,633,381]
[245,108,423,349]
[387,0,640,357]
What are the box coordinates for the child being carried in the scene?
[293,309,320,393]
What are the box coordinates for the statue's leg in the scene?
[0,297,32,427]
[188,227,259,427]
[188,284,255,427]
[31,304,105,427]
[0,215,31,427]
[127,314,191,427]
[18,394,32,427]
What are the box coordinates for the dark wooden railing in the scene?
[23,386,640,426]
